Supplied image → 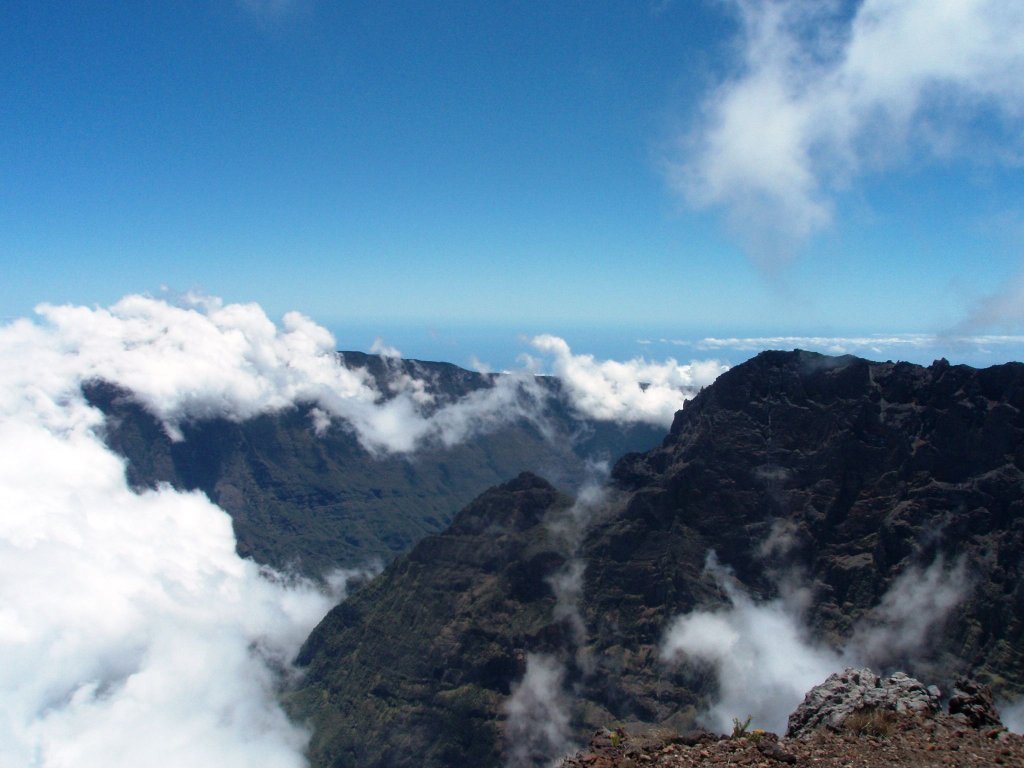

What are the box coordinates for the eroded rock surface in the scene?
[294,351,1024,768]
[562,669,1020,768]
[949,677,1003,728]
[787,668,941,737]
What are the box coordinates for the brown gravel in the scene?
[558,715,1024,768]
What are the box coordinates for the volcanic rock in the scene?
[948,677,1003,728]
[786,668,941,737]
[293,350,1024,767]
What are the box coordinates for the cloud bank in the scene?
[530,334,727,426]
[673,0,1024,262]
[1,293,726,765]
[0,311,361,765]
[660,552,969,734]
[13,295,711,456]
[21,294,558,455]
[652,333,1024,368]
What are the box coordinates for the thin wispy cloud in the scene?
[656,333,1024,362]
[671,0,1024,265]
[661,552,970,734]
[238,0,307,18]
[955,272,1024,333]
[504,654,575,768]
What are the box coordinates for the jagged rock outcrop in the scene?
[949,677,1003,728]
[560,671,1021,768]
[293,350,1024,767]
[786,668,941,737]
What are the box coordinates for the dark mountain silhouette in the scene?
[289,350,1024,768]
[86,352,664,575]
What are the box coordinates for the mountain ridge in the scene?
[290,349,1024,767]
[86,352,665,575]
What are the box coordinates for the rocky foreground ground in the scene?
[559,718,1023,767]
[560,669,1024,767]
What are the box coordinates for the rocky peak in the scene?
[446,472,561,536]
[949,677,1004,729]
[560,669,1020,768]
[787,668,942,737]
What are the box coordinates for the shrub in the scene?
[842,707,899,738]
[731,716,752,738]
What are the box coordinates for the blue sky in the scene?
[3,0,1024,369]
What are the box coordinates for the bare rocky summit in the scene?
[560,668,1023,767]
[786,667,941,737]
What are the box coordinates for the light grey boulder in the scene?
[786,668,941,737]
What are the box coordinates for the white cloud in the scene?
[23,294,550,454]
[694,333,939,353]
[529,334,728,426]
[0,314,362,766]
[848,557,968,667]
[660,552,969,734]
[673,0,1024,263]
[2,292,724,765]
[1003,699,1024,734]
[545,473,611,647]
[504,654,575,768]
[688,333,1024,361]
[660,553,841,733]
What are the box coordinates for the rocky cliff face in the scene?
[87,353,663,575]
[609,351,1024,685]
[291,350,1024,768]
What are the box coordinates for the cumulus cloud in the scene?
[672,0,1024,263]
[2,292,722,765]
[660,552,969,734]
[0,312,367,766]
[504,654,575,768]
[20,294,554,454]
[21,295,701,456]
[529,334,727,426]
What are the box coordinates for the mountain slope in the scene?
[291,350,1024,767]
[87,353,663,575]
[291,473,570,768]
